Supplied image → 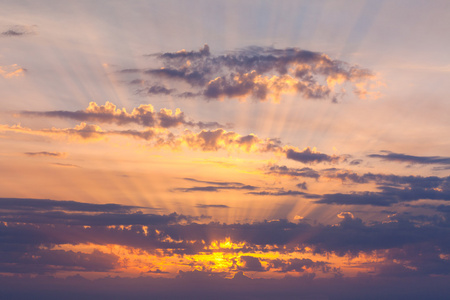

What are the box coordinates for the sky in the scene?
[1,0,450,299]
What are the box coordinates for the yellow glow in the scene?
[49,238,385,280]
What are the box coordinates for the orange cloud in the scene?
[0,64,26,78]
[20,101,225,129]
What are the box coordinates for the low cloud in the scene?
[1,197,450,280]
[317,185,450,206]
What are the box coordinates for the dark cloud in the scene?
[0,198,205,227]
[183,177,248,187]
[195,204,229,209]
[175,177,257,193]
[267,165,450,196]
[24,151,66,157]
[265,165,320,179]
[0,248,119,274]
[368,151,450,165]
[350,159,363,165]
[1,197,450,283]
[1,25,37,37]
[124,45,377,102]
[322,169,450,189]
[144,68,206,86]
[248,190,320,198]
[158,44,210,60]
[317,184,450,206]
[129,79,145,84]
[316,169,450,206]
[147,269,169,274]
[175,185,256,193]
[177,91,201,98]
[0,197,139,213]
[297,182,308,190]
[147,85,175,95]
[286,147,342,164]
[2,30,26,36]
[0,210,201,227]
[269,258,327,273]
[51,163,80,168]
[239,256,265,272]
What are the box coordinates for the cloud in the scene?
[1,25,37,37]
[269,258,327,273]
[183,178,247,186]
[157,44,211,60]
[368,151,450,165]
[175,185,256,193]
[1,122,165,142]
[0,248,119,274]
[238,256,265,272]
[124,45,378,102]
[0,64,26,78]
[1,197,450,281]
[175,178,257,193]
[265,165,320,179]
[9,103,348,166]
[0,197,140,213]
[20,101,226,129]
[248,190,320,198]
[321,169,450,189]
[267,165,449,192]
[178,128,284,153]
[317,184,450,206]
[24,151,67,158]
[297,182,308,190]
[285,147,342,164]
[3,122,344,169]
[51,163,80,168]
[2,198,449,260]
[147,85,175,95]
[349,159,363,165]
[195,204,229,209]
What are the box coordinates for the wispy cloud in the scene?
[368,151,450,165]
[1,25,37,37]
[195,204,229,209]
[20,101,227,129]
[24,151,67,158]
[174,178,257,193]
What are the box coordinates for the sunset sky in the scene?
[1,1,450,299]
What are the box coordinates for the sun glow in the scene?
[49,238,384,280]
